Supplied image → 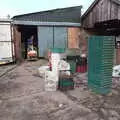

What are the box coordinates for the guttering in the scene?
[12,20,81,27]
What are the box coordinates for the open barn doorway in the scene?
[18,25,38,59]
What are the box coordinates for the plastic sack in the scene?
[112,65,120,77]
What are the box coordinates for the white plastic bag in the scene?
[58,60,70,70]
[112,65,120,77]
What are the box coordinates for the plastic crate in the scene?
[88,36,115,94]
[88,83,111,95]
[58,74,74,91]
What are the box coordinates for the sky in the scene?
[0,0,94,18]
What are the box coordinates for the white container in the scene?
[51,53,61,74]
[45,80,58,91]
[45,71,58,91]
[51,53,61,59]
[45,84,57,91]
[45,71,58,81]
[37,66,49,78]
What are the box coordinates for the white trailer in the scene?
[0,19,14,65]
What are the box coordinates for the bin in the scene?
[66,56,76,73]
[76,56,87,73]
[67,60,76,73]
[76,65,87,73]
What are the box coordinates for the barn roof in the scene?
[12,6,82,23]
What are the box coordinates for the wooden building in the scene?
[82,0,120,64]
[82,0,120,30]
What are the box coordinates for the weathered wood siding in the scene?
[82,0,120,28]
[78,29,88,55]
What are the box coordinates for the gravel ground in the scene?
[0,60,119,120]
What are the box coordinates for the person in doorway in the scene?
[27,35,37,60]
[27,35,34,51]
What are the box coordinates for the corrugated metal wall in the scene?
[0,22,14,63]
[37,26,67,57]
[54,27,67,48]
[37,26,82,57]
[37,26,53,57]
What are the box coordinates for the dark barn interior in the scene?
[18,25,38,59]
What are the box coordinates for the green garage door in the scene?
[88,36,115,94]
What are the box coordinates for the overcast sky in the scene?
[0,0,94,18]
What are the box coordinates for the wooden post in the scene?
[13,25,22,62]
[116,49,120,64]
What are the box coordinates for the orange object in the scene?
[28,51,37,57]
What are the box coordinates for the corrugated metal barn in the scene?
[12,6,82,61]
[82,0,120,64]
[0,19,14,64]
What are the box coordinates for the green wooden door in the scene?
[88,36,115,94]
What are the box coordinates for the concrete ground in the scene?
[0,64,16,77]
[0,59,120,120]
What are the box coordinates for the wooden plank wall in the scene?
[82,0,120,28]
[78,29,88,55]
[111,2,119,19]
